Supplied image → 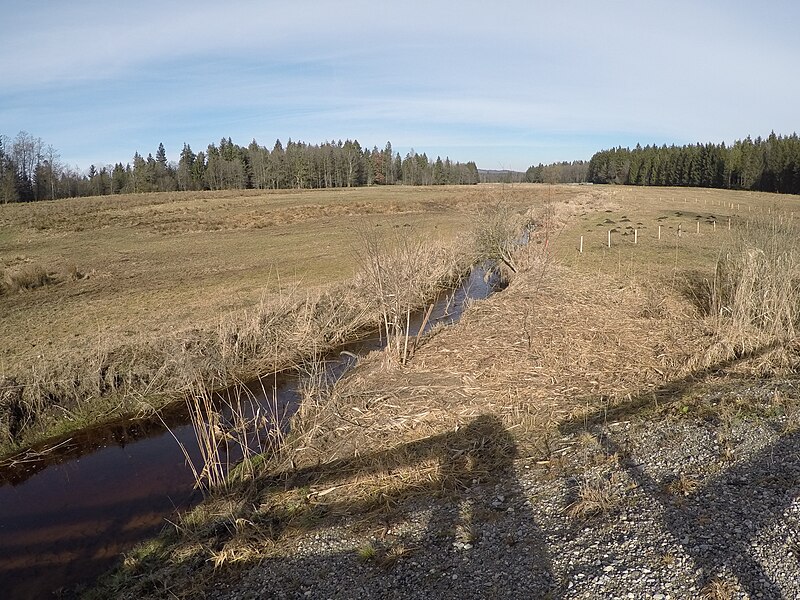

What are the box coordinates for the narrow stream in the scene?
[0,263,504,598]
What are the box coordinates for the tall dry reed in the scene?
[708,216,800,365]
[173,379,289,493]
[355,230,468,364]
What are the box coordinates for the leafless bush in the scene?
[471,203,529,274]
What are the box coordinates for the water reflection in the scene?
[0,263,502,598]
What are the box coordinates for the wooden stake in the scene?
[607,229,611,248]
[713,221,716,231]
[728,217,731,230]
[696,221,700,234]
[402,306,411,364]
[658,225,662,240]
[678,224,682,238]
[579,236,583,253]
[634,229,638,244]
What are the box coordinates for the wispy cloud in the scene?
[1,0,798,170]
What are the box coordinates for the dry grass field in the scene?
[0,187,485,363]
[5,183,788,597]
[83,182,800,598]
[0,184,597,453]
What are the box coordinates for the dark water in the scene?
[0,264,502,599]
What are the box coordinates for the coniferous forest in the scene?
[0,133,480,203]
[586,132,800,194]
[4,131,800,204]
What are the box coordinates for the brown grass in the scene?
[664,473,701,497]
[700,576,736,600]
[565,476,619,520]
[65,185,800,597]
[2,185,554,453]
[701,215,800,372]
[3,263,54,292]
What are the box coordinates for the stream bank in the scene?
[0,262,506,599]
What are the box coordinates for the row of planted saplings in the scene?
[579,198,800,253]
[579,215,735,252]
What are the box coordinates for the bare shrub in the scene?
[471,203,529,274]
[4,263,54,291]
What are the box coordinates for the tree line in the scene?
[586,132,800,194]
[524,160,589,184]
[0,133,481,203]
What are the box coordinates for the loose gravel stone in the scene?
[208,412,800,599]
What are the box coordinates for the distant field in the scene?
[551,185,800,273]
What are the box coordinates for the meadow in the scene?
[0,184,568,453]
[4,182,800,597]
[73,182,800,598]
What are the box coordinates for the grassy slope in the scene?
[0,187,478,363]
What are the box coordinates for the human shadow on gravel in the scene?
[559,342,799,598]
[215,415,559,599]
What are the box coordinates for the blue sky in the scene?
[1,0,798,172]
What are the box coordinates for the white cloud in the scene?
[2,0,798,169]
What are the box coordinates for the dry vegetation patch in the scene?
[86,185,800,598]
[4,184,588,453]
[278,255,704,496]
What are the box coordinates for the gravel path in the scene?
[205,409,800,600]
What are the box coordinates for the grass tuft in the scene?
[664,473,701,497]
[3,263,54,292]
[699,576,736,600]
[565,476,618,520]
[356,542,377,563]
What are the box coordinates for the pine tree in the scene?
[177,143,196,191]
